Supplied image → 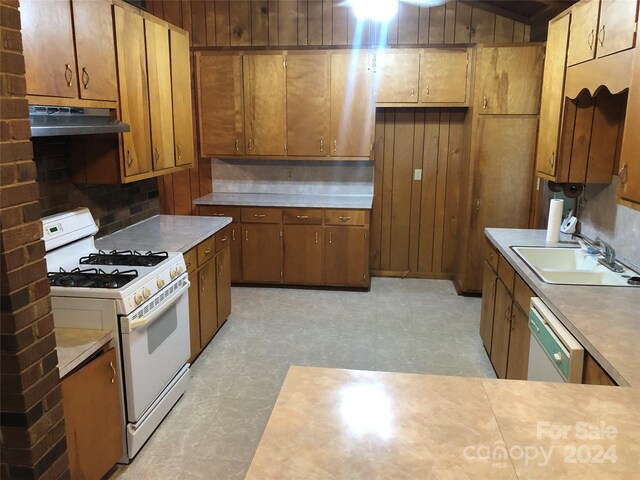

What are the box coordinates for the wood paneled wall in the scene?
[146,0,531,48]
[370,109,466,277]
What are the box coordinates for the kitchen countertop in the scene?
[193,192,374,209]
[55,328,113,378]
[485,229,640,388]
[96,215,232,253]
[247,366,640,479]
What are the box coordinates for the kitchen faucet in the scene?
[572,233,624,273]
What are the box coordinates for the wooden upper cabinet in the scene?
[170,28,194,166]
[197,54,244,157]
[330,52,375,158]
[72,0,118,101]
[597,0,639,58]
[243,54,287,156]
[285,52,330,157]
[478,45,544,115]
[145,20,175,170]
[420,49,469,104]
[536,15,571,178]
[21,0,77,98]
[114,6,151,177]
[375,50,420,103]
[567,0,600,66]
[618,40,640,205]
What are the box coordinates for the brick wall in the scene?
[0,1,70,478]
[34,137,160,237]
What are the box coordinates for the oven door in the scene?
[119,275,190,423]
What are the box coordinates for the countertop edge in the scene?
[484,229,630,387]
[192,193,374,210]
[56,328,113,379]
[177,217,232,253]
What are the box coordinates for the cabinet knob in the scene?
[81,67,89,89]
[64,64,73,87]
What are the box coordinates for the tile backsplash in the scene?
[211,158,374,195]
[34,137,159,237]
[578,178,640,267]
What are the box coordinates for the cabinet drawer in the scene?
[485,238,499,272]
[283,208,323,225]
[241,207,282,224]
[216,225,231,252]
[198,205,241,223]
[184,247,198,273]
[324,209,365,226]
[497,255,515,293]
[514,274,534,313]
[197,236,216,265]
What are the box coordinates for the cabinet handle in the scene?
[329,232,332,244]
[425,85,429,98]
[81,67,89,89]
[333,140,337,153]
[482,96,488,109]
[154,147,160,162]
[487,252,495,259]
[338,216,351,222]
[320,139,324,152]
[204,248,211,255]
[177,144,182,160]
[109,361,116,384]
[218,261,222,276]
[475,199,480,212]
[549,152,555,168]
[64,64,73,87]
[296,215,309,219]
[619,163,628,184]
[201,275,205,291]
[186,262,192,270]
[235,139,240,151]
[248,139,253,151]
[588,29,595,50]
[220,236,228,243]
[212,213,225,217]
[245,230,248,241]
[315,231,318,244]
[254,214,266,219]
[598,25,605,47]
[127,151,134,167]
[232,229,236,241]
[411,85,415,97]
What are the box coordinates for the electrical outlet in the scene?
[414,169,422,181]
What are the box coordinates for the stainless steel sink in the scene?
[511,246,639,287]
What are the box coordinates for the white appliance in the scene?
[527,297,584,383]
[42,208,190,462]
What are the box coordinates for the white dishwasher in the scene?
[527,298,584,383]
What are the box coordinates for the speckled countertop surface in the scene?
[55,328,113,378]
[193,192,373,209]
[96,215,231,253]
[486,228,640,388]
[247,367,640,479]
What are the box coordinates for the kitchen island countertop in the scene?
[96,214,231,253]
[193,192,373,209]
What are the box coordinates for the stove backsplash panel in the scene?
[34,137,159,237]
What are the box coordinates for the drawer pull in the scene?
[186,262,192,269]
[296,215,309,219]
[109,361,116,383]
[220,237,228,243]
[254,214,266,219]
[212,213,225,217]
[204,249,211,255]
[339,216,351,222]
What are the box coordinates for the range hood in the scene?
[29,105,130,137]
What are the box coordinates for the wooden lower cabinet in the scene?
[242,223,283,283]
[216,247,232,328]
[506,305,531,380]
[61,348,122,480]
[479,261,497,354]
[325,227,368,287]
[187,270,200,364]
[582,352,617,386]
[283,226,323,284]
[490,279,512,379]
[198,257,218,348]
[229,223,243,282]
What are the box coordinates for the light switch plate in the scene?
[414,169,422,181]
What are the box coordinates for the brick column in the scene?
[0,1,70,478]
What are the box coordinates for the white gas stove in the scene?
[43,208,190,462]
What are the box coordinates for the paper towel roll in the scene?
[546,198,563,243]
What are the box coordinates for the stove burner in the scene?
[79,250,169,267]
[47,267,138,289]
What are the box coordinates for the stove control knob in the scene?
[142,288,151,299]
[134,294,143,305]
[178,266,184,274]
[170,268,178,280]
[157,279,165,289]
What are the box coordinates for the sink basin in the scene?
[512,246,639,287]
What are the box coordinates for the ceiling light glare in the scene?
[352,0,398,23]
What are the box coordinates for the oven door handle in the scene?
[121,279,191,334]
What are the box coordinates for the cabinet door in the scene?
[229,223,243,282]
[199,259,218,348]
[480,262,497,354]
[325,227,367,286]
[145,20,175,170]
[283,226,323,284]
[597,0,639,58]
[242,224,283,283]
[286,52,330,156]
[114,6,152,177]
[21,0,77,98]
[506,305,530,380]
[490,280,512,379]
[197,54,244,156]
[216,247,232,328]
[375,51,420,103]
[420,49,469,104]
[170,29,195,166]
[478,46,544,115]
[567,0,600,66]
[188,271,201,363]
[72,0,118,101]
[537,15,571,178]
[243,54,287,156]
[61,348,122,480]
[618,39,640,204]
[330,52,375,158]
